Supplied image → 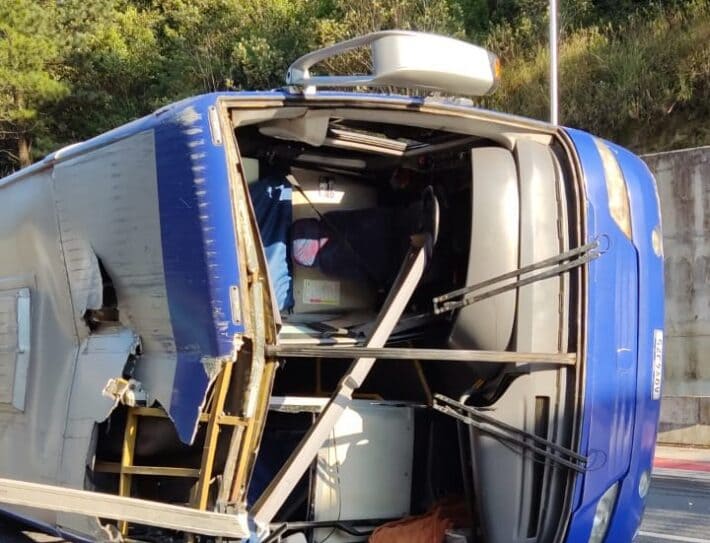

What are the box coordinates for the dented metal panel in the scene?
[56,328,140,537]
[152,100,246,442]
[0,171,78,528]
[53,131,179,418]
[48,100,248,444]
[0,95,250,538]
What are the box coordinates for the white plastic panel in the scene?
[514,140,563,352]
[267,397,414,543]
[449,147,519,351]
[371,33,497,95]
[312,402,414,542]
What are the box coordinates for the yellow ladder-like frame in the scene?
[97,364,250,536]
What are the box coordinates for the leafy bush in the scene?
[0,0,708,172]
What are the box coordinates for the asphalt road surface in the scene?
[636,470,710,543]
[1,471,709,542]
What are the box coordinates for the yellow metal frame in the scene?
[229,359,277,504]
[194,362,234,510]
[117,409,138,535]
[105,363,255,537]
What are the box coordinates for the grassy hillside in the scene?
[0,0,708,173]
[482,1,710,152]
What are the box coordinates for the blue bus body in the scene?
[565,130,664,542]
[0,90,663,543]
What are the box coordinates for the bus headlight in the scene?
[639,469,651,499]
[651,225,663,258]
[588,482,619,543]
[594,138,632,240]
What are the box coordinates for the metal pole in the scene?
[550,0,559,125]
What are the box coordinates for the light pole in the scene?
[550,0,559,125]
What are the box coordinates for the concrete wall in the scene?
[643,146,710,446]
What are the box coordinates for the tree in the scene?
[0,0,67,169]
[49,0,165,142]
[0,0,706,173]
[154,0,321,93]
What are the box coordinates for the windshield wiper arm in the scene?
[433,394,588,473]
[433,241,600,315]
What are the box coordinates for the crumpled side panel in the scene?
[153,100,245,443]
[53,131,179,418]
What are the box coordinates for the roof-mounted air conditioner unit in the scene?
[286,30,501,97]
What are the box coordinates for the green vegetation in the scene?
[0,0,708,173]
[482,0,710,152]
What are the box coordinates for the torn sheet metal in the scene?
[152,98,246,442]
[102,377,147,407]
[52,131,179,423]
[59,236,103,339]
[59,327,140,482]
[51,99,248,444]
[56,326,140,537]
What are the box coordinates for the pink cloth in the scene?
[292,237,329,267]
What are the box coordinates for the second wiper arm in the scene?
[433,394,588,473]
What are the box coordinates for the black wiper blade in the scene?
[433,242,600,315]
[433,394,588,473]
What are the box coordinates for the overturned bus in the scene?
[0,31,664,543]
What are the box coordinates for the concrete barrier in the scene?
[643,146,710,447]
